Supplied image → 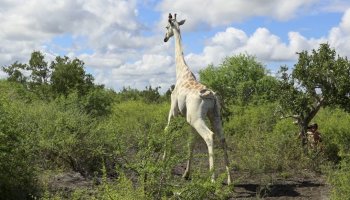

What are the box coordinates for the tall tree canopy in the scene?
[278,43,350,143]
[50,56,94,97]
[1,62,27,84]
[27,51,50,85]
[199,54,279,118]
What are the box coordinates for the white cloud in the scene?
[318,0,350,13]
[92,54,175,92]
[1,1,350,93]
[185,19,350,72]
[0,71,6,79]
[0,0,172,90]
[185,27,296,71]
[328,8,350,56]
[112,54,173,77]
[157,0,317,30]
[0,0,144,66]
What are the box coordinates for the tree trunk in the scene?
[298,98,323,147]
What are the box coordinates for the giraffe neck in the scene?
[173,28,192,81]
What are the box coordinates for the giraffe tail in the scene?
[199,89,221,117]
[213,95,222,119]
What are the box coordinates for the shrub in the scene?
[24,99,111,176]
[104,100,187,198]
[0,94,39,199]
[329,157,350,200]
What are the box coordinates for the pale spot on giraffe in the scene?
[189,80,196,86]
[182,82,189,88]
[195,84,202,90]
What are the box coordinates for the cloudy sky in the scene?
[1,0,350,92]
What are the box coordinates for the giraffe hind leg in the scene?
[190,119,216,182]
[208,112,232,185]
[182,128,197,180]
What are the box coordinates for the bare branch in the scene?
[275,106,301,121]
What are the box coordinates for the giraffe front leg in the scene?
[221,138,232,185]
[162,111,172,160]
[163,100,178,160]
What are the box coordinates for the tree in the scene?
[2,51,49,86]
[27,51,50,85]
[199,54,279,118]
[116,86,164,103]
[1,61,27,84]
[50,56,94,97]
[141,86,161,103]
[277,43,350,145]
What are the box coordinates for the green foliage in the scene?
[96,170,147,200]
[105,100,183,198]
[1,51,98,101]
[314,107,350,164]
[0,90,39,199]
[293,44,350,108]
[2,47,350,199]
[200,54,278,120]
[173,172,233,200]
[50,56,94,97]
[277,43,350,137]
[329,157,350,200]
[27,51,50,85]
[200,54,278,106]
[1,61,27,84]
[116,86,164,103]
[81,88,115,117]
[224,103,310,173]
[141,86,162,103]
[0,80,38,102]
[225,103,277,136]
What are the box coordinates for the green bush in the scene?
[172,172,233,200]
[95,167,147,200]
[0,92,39,199]
[329,157,350,200]
[81,88,114,117]
[3,72,350,200]
[24,98,113,176]
[225,103,311,173]
[104,100,187,198]
[225,103,277,136]
[316,108,350,158]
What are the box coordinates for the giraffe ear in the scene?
[178,19,186,26]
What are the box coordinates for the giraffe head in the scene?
[164,13,186,42]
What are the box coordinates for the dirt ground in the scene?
[46,141,332,200]
[47,169,330,199]
[230,172,330,199]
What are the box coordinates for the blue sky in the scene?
[0,0,350,92]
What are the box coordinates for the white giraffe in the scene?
[163,13,232,184]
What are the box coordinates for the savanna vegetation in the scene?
[1,44,350,199]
